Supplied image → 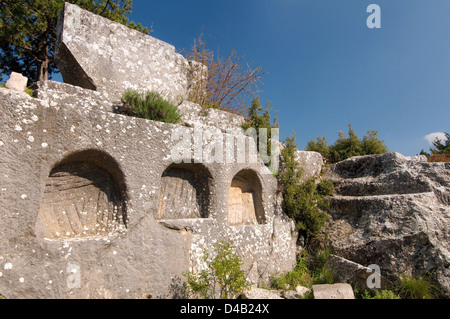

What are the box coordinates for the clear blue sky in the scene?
[126,0,449,156]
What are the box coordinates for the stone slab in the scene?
[5,72,28,92]
[312,283,355,299]
[55,2,198,103]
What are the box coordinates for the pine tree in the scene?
[241,96,278,166]
[306,124,388,164]
[0,0,150,83]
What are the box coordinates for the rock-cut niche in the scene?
[36,151,127,240]
[228,169,265,226]
[158,163,213,219]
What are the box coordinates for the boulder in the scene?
[55,2,200,103]
[325,254,393,291]
[295,150,324,182]
[312,283,355,299]
[324,152,450,296]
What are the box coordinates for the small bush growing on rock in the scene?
[120,90,181,124]
[398,275,440,299]
[358,289,401,299]
[278,134,333,242]
[183,241,251,299]
[271,246,337,291]
[271,257,313,290]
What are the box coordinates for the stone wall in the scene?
[0,84,297,298]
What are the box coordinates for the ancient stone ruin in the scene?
[0,3,298,298]
[1,2,449,299]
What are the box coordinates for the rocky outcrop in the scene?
[324,152,450,296]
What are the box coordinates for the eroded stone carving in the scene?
[158,164,212,219]
[228,170,265,225]
[36,162,126,240]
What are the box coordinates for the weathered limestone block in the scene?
[275,140,324,182]
[295,150,324,182]
[312,283,355,299]
[325,254,393,291]
[0,84,297,299]
[55,2,196,103]
[177,101,245,133]
[324,152,450,296]
[33,80,114,112]
[5,72,28,92]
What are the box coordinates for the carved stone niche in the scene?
[157,163,213,220]
[228,169,265,226]
[36,151,127,241]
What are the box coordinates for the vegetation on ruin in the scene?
[306,124,389,164]
[355,273,443,299]
[119,90,181,124]
[183,33,264,117]
[397,274,442,299]
[0,0,150,83]
[278,133,334,242]
[271,245,336,295]
[182,241,252,299]
[0,81,35,97]
[241,96,279,169]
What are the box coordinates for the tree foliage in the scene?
[278,133,333,242]
[420,132,450,162]
[306,124,389,164]
[0,0,150,83]
[183,33,264,117]
[241,96,279,167]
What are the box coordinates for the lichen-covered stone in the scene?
[0,85,297,299]
[55,2,198,103]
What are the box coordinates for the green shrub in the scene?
[120,90,181,124]
[399,275,438,299]
[271,246,337,291]
[317,179,334,197]
[278,134,333,242]
[306,124,388,164]
[0,82,34,97]
[358,289,401,299]
[25,87,35,98]
[271,257,313,290]
[183,241,252,299]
